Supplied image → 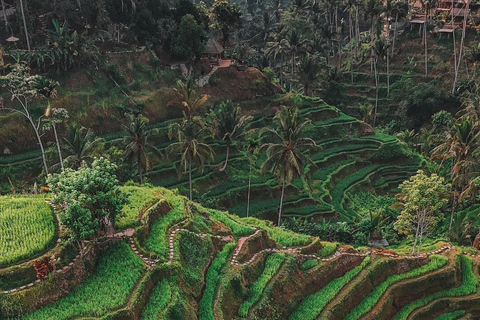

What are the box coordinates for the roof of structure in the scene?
[203,39,224,54]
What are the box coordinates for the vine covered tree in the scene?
[394,170,450,255]
[260,106,316,226]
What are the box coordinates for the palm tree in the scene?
[210,101,253,171]
[266,35,290,85]
[431,118,478,230]
[167,114,214,201]
[372,36,390,127]
[260,107,316,226]
[244,136,260,218]
[298,53,322,95]
[123,114,161,184]
[173,78,208,118]
[61,125,103,169]
[358,103,374,123]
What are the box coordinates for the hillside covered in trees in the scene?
[0,0,479,318]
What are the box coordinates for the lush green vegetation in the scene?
[238,253,286,317]
[141,279,174,320]
[344,255,448,320]
[434,310,466,320]
[143,195,186,260]
[20,242,145,320]
[393,255,478,320]
[289,257,371,320]
[0,196,56,266]
[118,186,161,229]
[242,218,312,246]
[199,242,236,320]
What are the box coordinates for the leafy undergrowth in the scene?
[242,218,312,247]
[0,195,56,267]
[393,255,478,320]
[20,242,145,320]
[344,255,448,320]
[288,257,370,320]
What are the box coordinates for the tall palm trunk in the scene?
[220,144,230,172]
[247,161,252,218]
[424,11,428,76]
[387,51,390,96]
[19,0,30,51]
[373,57,379,128]
[392,12,399,55]
[453,0,469,93]
[189,161,193,201]
[278,179,285,226]
[138,161,143,184]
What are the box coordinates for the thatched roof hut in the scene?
[203,39,224,55]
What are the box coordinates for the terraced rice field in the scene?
[0,195,56,266]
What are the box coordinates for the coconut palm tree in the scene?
[266,34,290,85]
[210,101,253,171]
[431,118,479,230]
[298,53,322,95]
[122,114,161,184]
[167,114,214,201]
[173,77,208,118]
[243,136,260,218]
[371,36,389,127]
[61,125,103,169]
[260,106,316,226]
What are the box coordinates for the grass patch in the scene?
[0,195,56,267]
[117,186,160,229]
[288,257,371,320]
[434,310,465,320]
[242,217,312,247]
[238,253,286,317]
[21,242,145,320]
[319,242,339,257]
[199,242,236,320]
[142,195,186,261]
[141,279,173,320]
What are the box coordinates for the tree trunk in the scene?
[452,0,469,94]
[449,193,457,231]
[19,0,30,51]
[412,217,420,255]
[138,161,143,184]
[373,57,379,128]
[278,179,285,226]
[387,51,390,96]
[424,11,428,76]
[27,116,48,174]
[1,0,7,29]
[392,12,398,55]
[52,120,64,171]
[220,144,230,172]
[247,161,252,218]
[189,161,193,201]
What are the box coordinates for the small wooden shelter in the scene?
[203,38,224,65]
